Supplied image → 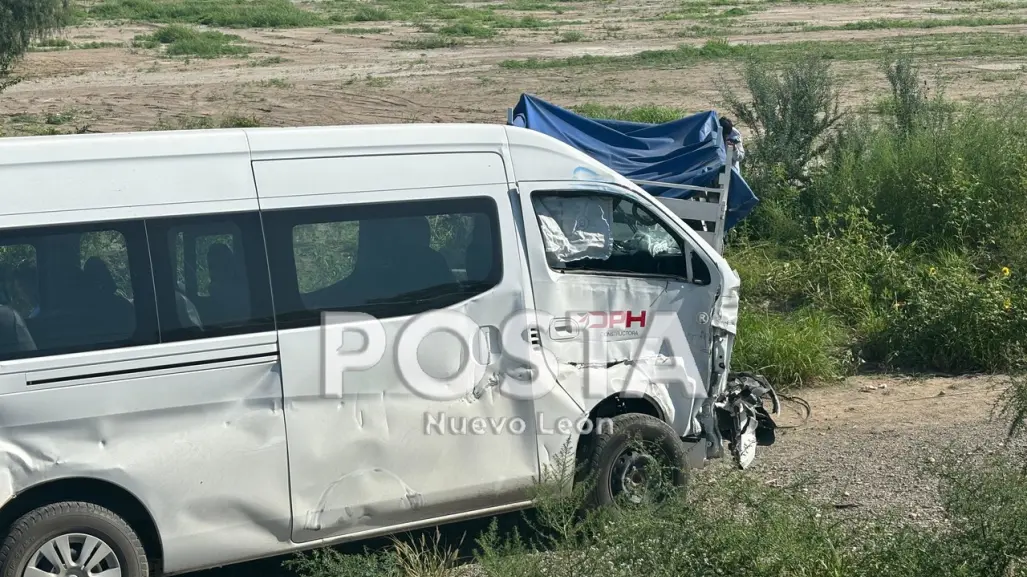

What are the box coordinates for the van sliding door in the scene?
[251,152,541,544]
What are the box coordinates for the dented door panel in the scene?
[0,338,293,575]
[275,294,540,544]
[515,182,720,442]
[253,180,542,544]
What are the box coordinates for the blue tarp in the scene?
[509,94,759,231]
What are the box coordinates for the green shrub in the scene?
[880,251,1027,372]
[133,24,250,57]
[732,307,849,387]
[721,55,843,185]
[87,0,322,28]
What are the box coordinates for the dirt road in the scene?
[738,374,1023,527]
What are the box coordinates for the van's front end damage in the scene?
[695,266,779,470]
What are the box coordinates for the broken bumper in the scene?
[715,372,780,470]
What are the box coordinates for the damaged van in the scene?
[0,122,776,577]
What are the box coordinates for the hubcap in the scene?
[23,533,121,577]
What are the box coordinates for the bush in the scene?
[732,307,849,387]
[133,24,250,57]
[880,251,1027,372]
[722,55,843,186]
[720,51,1027,377]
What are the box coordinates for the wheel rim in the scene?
[23,533,122,577]
[610,448,660,505]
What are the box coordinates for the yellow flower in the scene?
[1002,266,1011,278]
[928,266,937,276]
[1004,298,1012,311]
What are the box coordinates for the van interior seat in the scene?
[206,243,251,325]
[314,216,456,310]
[81,256,135,340]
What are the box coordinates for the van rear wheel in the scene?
[0,502,148,577]
[584,413,688,508]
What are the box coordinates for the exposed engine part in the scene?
[715,372,780,470]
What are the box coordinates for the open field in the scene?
[2,0,1027,134]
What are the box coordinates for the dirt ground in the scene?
[737,374,1023,527]
[2,0,1027,132]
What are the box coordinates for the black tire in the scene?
[0,502,148,577]
[583,413,689,508]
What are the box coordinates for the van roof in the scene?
[0,122,633,227]
[0,123,515,166]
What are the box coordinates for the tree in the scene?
[0,0,70,88]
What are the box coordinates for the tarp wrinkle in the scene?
[509,94,759,230]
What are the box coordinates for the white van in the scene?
[0,123,776,577]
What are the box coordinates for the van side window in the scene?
[146,212,275,342]
[0,244,38,320]
[264,197,502,328]
[0,222,159,361]
[80,230,134,300]
[531,191,710,283]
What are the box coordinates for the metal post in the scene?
[712,145,734,254]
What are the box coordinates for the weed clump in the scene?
[133,24,250,57]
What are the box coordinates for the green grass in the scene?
[436,21,497,38]
[321,0,559,33]
[133,25,250,57]
[573,103,688,123]
[731,308,849,387]
[554,30,585,42]
[809,15,1027,32]
[277,450,1027,577]
[29,38,123,51]
[86,0,323,28]
[500,33,1027,69]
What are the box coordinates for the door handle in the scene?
[549,317,578,341]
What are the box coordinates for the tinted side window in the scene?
[264,197,502,328]
[146,212,275,342]
[0,222,158,361]
[532,191,708,282]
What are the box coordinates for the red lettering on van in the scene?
[573,311,648,329]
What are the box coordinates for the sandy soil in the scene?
[738,374,1023,527]
[2,0,1027,132]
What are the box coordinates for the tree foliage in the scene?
[0,0,70,80]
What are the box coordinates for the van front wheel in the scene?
[0,502,148,577]
[584,413,688,508]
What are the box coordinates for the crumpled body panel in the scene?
[283,283,541,544]
[0,355,294,575]
[531,273,713,437]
